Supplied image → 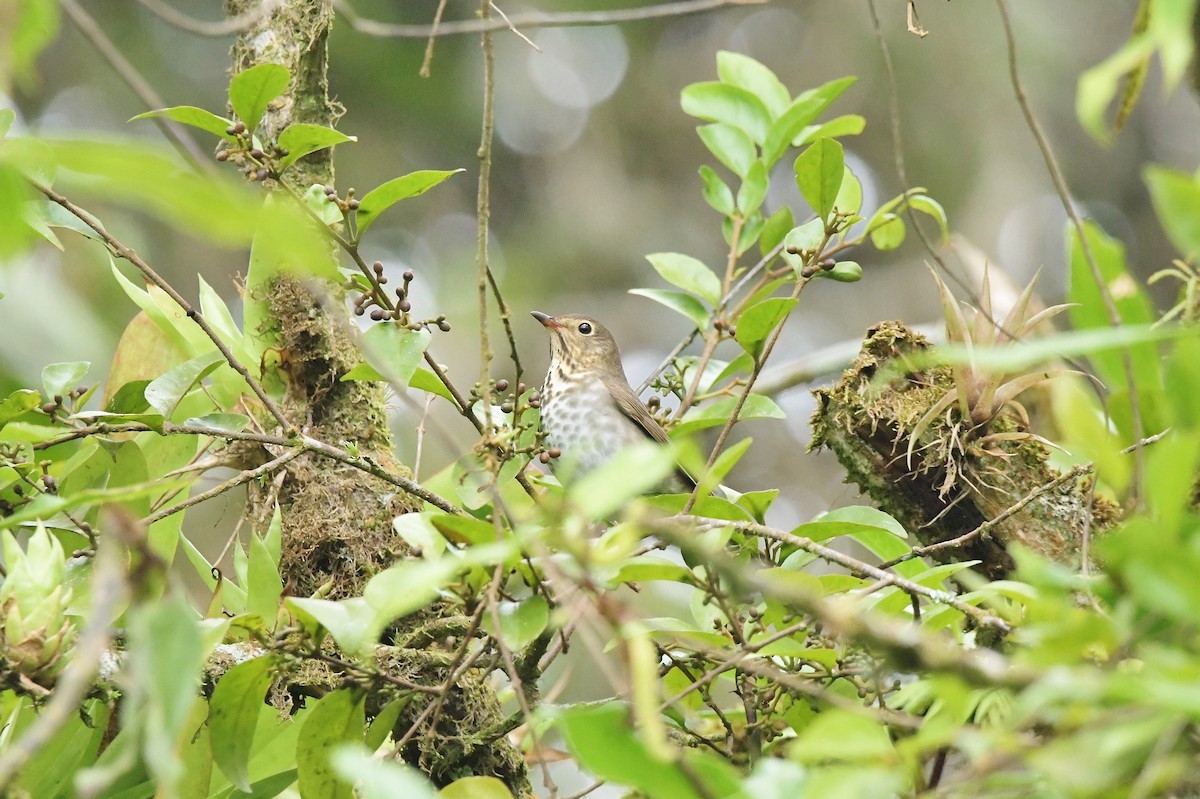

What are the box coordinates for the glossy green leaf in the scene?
[736,297,797,360]
[297,689,365,799]
[698,165,735,216]
[737,159,768,216]
[41,361,89,401]
[1145,164,1200,258]
[870,214,906,250]
[0,389,39,429]
[246,531,283,622]
[229,63,290,132]
[760,206,793,255]
[717,51,790,117]
[482,595,549,651]
[696,123,755,178]
[792,709,896,763]
[331,746,438,799]
[823,260,862,283]
[646,252,722,306]
[440,776,515,799]
[144,351,224,418]
[609,556,696,586]
[680,82,771,144]
[629,289,710,331]
[794,138,844,220]
[342,325,431,386]
[6,0,60,89]
[408,367,457,403]
[763,76,857,165]
[287,596,377,656]
[795,113,867,147]
[210,656,277,792]
[183,412,250,433]
[673,394,784,436]
[570,441,676,519]
[130,106,235,140]
[833,164,862,216]
[908,194,949,241]
[355,170,464,237]
[278,124,356,169]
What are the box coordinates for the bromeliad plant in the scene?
[906,267,1077,495]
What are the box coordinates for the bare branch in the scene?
[335,0,767,39]
[133,0,283,37]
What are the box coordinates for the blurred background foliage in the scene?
[2,0,1195,527]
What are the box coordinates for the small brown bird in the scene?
[532,311,694,491]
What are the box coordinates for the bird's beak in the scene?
[531,311,561,329]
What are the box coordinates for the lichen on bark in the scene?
[811,321,1118,579]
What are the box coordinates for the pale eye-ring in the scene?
[578,322,593,335]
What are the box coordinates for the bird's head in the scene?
[531,311,624,375]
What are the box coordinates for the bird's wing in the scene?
[607,379,671,444]
[607,378,697,489]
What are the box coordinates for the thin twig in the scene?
[477,0,497,438]
[419,0,450,77]
[36,184,294,434]
[994,0,1145,507]
[675,515,1012,634]
[142,446,304,526]
[335,0,766,38]
[134,0,282,37]
[61,0,208,170]
[490,1,541,52]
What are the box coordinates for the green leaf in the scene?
[794,138,844,220]
[355,170,464,237]
[183,413,249,433]
[440,776,514,799]
[629,289,710,331]
[331,746,438,799]
[736,298,797,360]
[646,252,722,306]
[792,709,896,763]
[609,556,697,586]
[759,206,794,256]
[342,326,431,386]
[42,361,89,401]
[737,159,768,216]
[736,489,778,523]
[908,194,949,242]
[795,113,867,147]
[1145,164,1200,258]
[869,214,906,250]
[297,690,365,799]
[1077,34,1155,145]
[6,0,60,89]
[0,108,12,139]
[130,106,235,140]
[680,82,772,144]
[246,531,284,622]
[210,656,277,792]
[763,76,857,165]
[144,351,224,418]
[698,165,735,217]
[127,595,208,794]
[834,164,862,216]
[0,389,40,429]
[570,441,676,519]
[278,124,357,169]
[287,596,377,656]
[482,595,549,650]
[558,702,743,799]
[696,123,755,178]
[823,260,862,283]
[408,367,457,403]
[717,51,791,118]
[229,64,290,132]
[673,394,784,436]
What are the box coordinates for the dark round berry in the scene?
[495,379,510,393]
[354,306,365,316]
[398,300,411,313]
[373,261,384,274]
[256,168,269,181]
[53,395,62,404]
[500,402,514,414]
[324,185,337,196]
[370,309,384,321]
[347,198,360,210]
[251,148,265,160]
[233,121,246,134]
[438,320,451,332]
[821,258,837,271]
[224,125,237,136]
[216,151,229,162]
[403,270,414,281]
[41,403,56,415]
[538,452,550,464]
[801,265,818,278]
[548,447,562,459]
[517,383,527,394]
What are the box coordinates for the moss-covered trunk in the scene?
[223,2,529,792]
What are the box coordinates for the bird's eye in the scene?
[578,322,593,335]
